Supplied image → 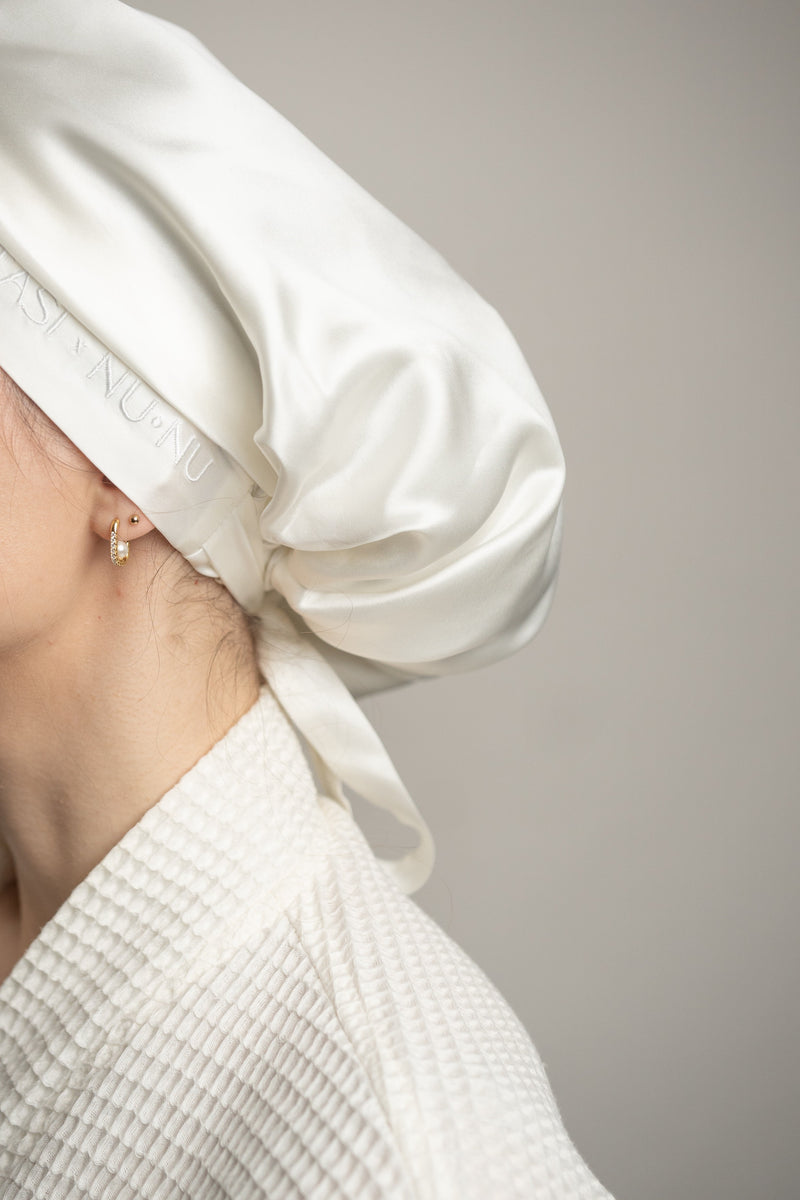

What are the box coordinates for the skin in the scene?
[0,368,261,983]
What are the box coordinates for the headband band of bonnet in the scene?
[0,0,566,894]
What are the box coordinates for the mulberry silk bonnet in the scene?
[0,0,566,893]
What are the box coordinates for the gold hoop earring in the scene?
[110,518,130,567]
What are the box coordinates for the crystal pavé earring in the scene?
[109,517,130,566]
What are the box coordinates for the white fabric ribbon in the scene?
[256,601,435,894]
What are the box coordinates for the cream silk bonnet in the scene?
[0,0,566,893]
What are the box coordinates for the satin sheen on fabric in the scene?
[0,0,566,891]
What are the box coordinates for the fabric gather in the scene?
[0,0,566,892]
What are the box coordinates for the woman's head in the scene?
[0,0,566,891]
[0,363,263,939]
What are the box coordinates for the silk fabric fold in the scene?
[0,0,565,891]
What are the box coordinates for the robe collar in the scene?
[0,685,330,1114]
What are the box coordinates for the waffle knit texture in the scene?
[0,687,611,1199]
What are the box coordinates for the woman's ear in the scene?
[89,477,156,544]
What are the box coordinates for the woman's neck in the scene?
[0,552,260,964]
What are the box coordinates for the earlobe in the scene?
[122,511,150,536]
[108,513,151,565]
[122,510,154,540]
[91,485,155,547]
[93,477,154,541]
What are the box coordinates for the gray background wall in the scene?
[137,3,800,1196]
